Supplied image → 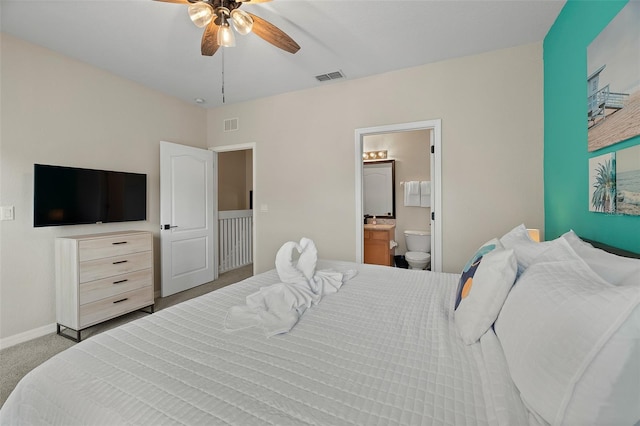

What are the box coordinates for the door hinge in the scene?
[430,145,435,154]
[431,212,435,221]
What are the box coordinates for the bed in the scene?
[1,226,639,426]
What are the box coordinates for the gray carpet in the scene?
[0,265,253,408]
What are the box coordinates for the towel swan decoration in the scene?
[225,238,357,336]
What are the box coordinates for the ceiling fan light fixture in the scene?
[230,9,253,35]
[217,19,236,47]
[188,2,214,28]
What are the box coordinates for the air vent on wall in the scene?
[315,70,345,82]
[224,118,239,132]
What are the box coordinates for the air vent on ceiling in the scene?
[315,70,345,82]
[224,117,239,132]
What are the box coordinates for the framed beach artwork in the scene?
[586,1,640,152]
[616,144,640,216]
[589,153,616,213]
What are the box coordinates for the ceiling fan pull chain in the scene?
[222,47,226,104]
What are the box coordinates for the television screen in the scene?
[34,164,147,227]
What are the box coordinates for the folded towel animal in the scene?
[225,238,357,337]
[420,181,431,207]
[404,181,421,207]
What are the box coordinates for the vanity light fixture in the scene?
[363,150,388,161]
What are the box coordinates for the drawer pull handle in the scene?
[113,279,128,284]
[112,241,128,245]
[113,298,128,304]
[113,260,128,265]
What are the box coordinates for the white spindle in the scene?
[218,210,253,272]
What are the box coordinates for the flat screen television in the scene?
[34,164,147,227]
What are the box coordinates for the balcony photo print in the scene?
[586,1,640,152]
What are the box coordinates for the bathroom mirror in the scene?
[363,160,395,218]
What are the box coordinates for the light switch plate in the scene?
[1,206,15,221]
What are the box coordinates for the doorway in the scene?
[355,120,442,272]
[212,143,256,275]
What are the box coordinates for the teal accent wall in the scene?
[544,0,640,253]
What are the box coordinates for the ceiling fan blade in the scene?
[237,0,273,3]
[247,13,300,54]
[201,20,220,56]
[153,0,191,4]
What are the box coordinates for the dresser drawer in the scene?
[78,233,151,262]
[79,251,152,283]
[79,287,153,329]
[80,269,152,305]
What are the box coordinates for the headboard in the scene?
[582,238,640,260]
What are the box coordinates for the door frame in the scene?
[354,119,442,272]
[211,143,256,275]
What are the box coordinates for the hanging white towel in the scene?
[404,181,421,207]
[420,181,431,207]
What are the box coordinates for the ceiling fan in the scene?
[155,0,300,57]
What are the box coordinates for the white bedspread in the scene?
[1,260,528,425]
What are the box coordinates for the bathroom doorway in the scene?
[355,120,442,272]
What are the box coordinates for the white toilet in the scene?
[404,230,431,270]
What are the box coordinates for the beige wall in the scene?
[0,34,207,342]
[218,150,252,211]
[206,42,545,274]
[364,130,431,255]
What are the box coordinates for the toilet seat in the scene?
[405,251,430,262]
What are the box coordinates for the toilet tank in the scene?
[404,230,431,252]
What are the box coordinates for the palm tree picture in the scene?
[589,153,616,213]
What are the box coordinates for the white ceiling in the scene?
[1,0,565,108]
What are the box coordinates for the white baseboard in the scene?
[0,323,57,350]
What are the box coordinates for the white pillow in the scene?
[562,230,640,286]
[454,238,517,345]
[563,303,640,425]
[499,224,553,276]
[495,239,640,425]
[620,273,640,287]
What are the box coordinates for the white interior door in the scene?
[160,141,217,297]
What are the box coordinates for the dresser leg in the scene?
[140,304,154,314]
[57,324,81,342]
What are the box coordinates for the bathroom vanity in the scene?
[363,224,396,267]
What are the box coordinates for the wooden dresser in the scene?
[55,230,154,341]
[364,224,396,267]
